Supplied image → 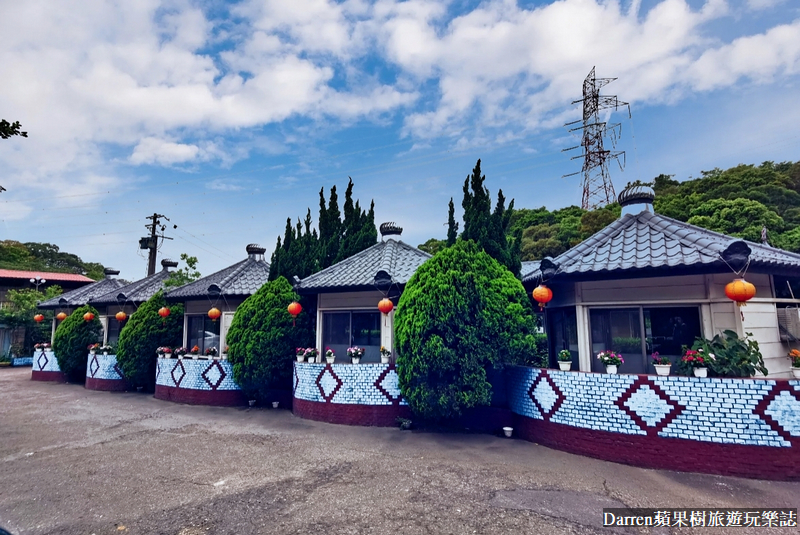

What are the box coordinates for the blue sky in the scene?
[1,0,799,281]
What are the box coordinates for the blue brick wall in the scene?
[294,363,407,406]
[86,353,124,380]
[155,357,241,391]
[33,350,60,372]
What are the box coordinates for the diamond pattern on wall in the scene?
[316,366,343,403]
[201,361,226,390]
[113,363,124,379]
[89,355,100,378]
[374,365,403,405]
[755,384,800,443]
[37,351,48,371]
[527,371,565,420]
[615,378,683,435]
[171,360,186,387]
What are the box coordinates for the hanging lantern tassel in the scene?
[208,307,221,322]
[378,298,394,327]
[532,285,553,310]
[288,301,302,327]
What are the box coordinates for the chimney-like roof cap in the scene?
[104,268,120,276]
[246,243,266,255]
[617,185,655,207]
[161,258,179,269]
[379,222,403,237]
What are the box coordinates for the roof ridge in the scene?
[376,240,396,279]
[217,257,255,291]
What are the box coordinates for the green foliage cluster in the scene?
[52,304,103,382]
[0,286,62,355]
[116,291,184,390]
[0,240,106,279]
[226,277,314,402]
[677,330,768,378]
[269,178,377,281]
[394,241,541,420]
[0,119,27,139]
[163,253,201,289]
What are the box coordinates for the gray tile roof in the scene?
[90,268,173,306]
[37,276,129,309]
[164,256,270,301]
[295,238,431,292]
[522,210,800,283]
[520,261,539,280]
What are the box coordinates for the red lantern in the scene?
[115,311,127,322]
[287,301,302,326]
[34,314,44,323]
[208,307,221,322]
[725,278,756,307]
[378,298,394,315]
[158,307,170,318]
[532,285,553,310]
[56,312,67,321]
[83,312,95,322]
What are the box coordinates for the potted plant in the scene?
[100,344,113,355]
[557,349,572,371]
[305,347,319,363]
[88,343,100,355]
[380,346,391,364]
[205,347,218,359]
[222,346,229,360]
[296,347,306,363]
[651,351,671,376]
[788,349,800,379]
[324,347,335,364]
[347,346,365,364]
[597,350,623,374]
[190,345,201,359]
[174,347,187,359]
[681,348,714,377]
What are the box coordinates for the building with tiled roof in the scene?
[88,259,179,345]
[164,244,270,355]
[295,223,431,363]
[522,185,800,378]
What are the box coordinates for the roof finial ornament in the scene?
[761,225,769,246]
[379,222,402,240]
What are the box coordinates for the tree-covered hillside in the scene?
[0,241,106,280]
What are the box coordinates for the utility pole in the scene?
[140,213,172,276]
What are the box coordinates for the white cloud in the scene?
[747,0,787,10]
[129,137,200,165]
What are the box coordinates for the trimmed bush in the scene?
[395,240,539,420]
[53,304,102,382]
[226,277,314,402]
[116,291,184,390]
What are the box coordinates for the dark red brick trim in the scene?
[614,377,685,436]
[155,384,246,406]
[293,397,412,427]
[513,414,800,481]
[31,370,67,382]
[85,377,127,392]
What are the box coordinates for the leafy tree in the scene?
[335,178,377,263]
[52,304,103,382]
[226,277,313,402]
[116,291,184,390]
[579,204,620,240]
[394,240,540,420]
[687,198,784,243]
[520,224,566,260]
[163,253,201,289]
[0,240,105,279]
[460,159,520,275]
[0,286,62,355]
[0,119,27,139]
[446,197,458,246]
[417,238,447,255]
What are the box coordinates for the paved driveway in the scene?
[1,367,797,534]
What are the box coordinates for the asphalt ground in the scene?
[1,367,798,535]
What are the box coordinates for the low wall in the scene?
[31,349,66,382]
[507,367,800,481]
[293,362,411,426]
[12,356,32,366]
[155,357,245,406]
[85,353,127,391]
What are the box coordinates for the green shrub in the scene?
[680,330,768,377]
[226,277,314,402]
[395,240,539,420]
[52,304,102,382]
[116,291,184,390]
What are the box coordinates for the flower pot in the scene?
[351,357,360,364]
[326,357,335,364]
[272,402,279,409]
[605,364,618,374]
[654,364,671,376]
[192,355,199,360]
[163,353,171,358]
[502,427,513,438]
[693,367,708,378]
[308,356,316,363]
[380,356,390,364]
[297,355,305,362]
[793,367,800,379]
[221,354,227,361]
[558,361,571,371]
[157,353,164,358]
[248,400,256,407]
[103,351,109,356]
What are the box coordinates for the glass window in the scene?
[547,308,578,368]
[590,309,642,373]
[643,307,702,363]
[774,276,800,299]
[107,318,122,346]
[322,311,382,363]
[187,315,220,354]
